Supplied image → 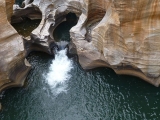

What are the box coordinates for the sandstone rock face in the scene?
[0,0,31,92]
[13,0,160,86]
[5,0,14,22]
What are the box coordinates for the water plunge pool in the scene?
[1,10,160,120]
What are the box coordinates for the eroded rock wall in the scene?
[0,0,31,92]
[15,0,83,55]
[71,0,160,86]
[13,0,160,86]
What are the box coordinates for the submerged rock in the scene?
[0,0,160,87]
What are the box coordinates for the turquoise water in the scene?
[0,51,160,120]
[1,3,160,119]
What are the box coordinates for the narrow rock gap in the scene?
[11,5,42,37]
[15,0,34,8]
[52,12,78,50]
[53,12,78,42]
[11,18,41,37]
[28,0,34,4]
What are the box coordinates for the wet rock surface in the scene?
[0,0,160,88]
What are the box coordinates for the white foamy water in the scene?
[46,49,73,95]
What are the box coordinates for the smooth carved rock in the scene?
[0,0,31,92]
[72,0,160,86]
[14,0,160,86]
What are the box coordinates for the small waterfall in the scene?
[46,48,72,96]
[56,41,69,50]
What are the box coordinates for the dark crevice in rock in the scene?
[15,0,25,7]
[52,12,78,42]
[11,6,42,24]
[28,0,34,4]
[11,18,41,37]
[11,4,42,37]
[50,12,78,52]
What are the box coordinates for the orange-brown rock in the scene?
[0,0,31,92]
[5,0,14,22]
[11,0,160,86]
[70,0,160,86]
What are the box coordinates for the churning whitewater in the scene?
[46,49,73,95]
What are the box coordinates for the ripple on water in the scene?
[0,52,160,120]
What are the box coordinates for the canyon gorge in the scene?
[0,0,160,93]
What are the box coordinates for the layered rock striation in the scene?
[1,0,160,88]
[0,0,31,92]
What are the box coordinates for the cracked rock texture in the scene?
[0,0,31,92]
[3,0,160,87]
